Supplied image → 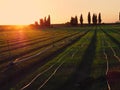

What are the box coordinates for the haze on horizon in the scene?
[0,0,119,25]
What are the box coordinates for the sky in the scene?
[0,0,119,25]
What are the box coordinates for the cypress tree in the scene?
[70,17,74,25]
[95,14,97,24]
[92,14,97,25]
[39,15,51,27]
[80,14,83,25]
[70,16,78,26]
[40,19,44,26]
[75,16,78,25]
[44,17,47,26]
[98,13,102,24]
[88,12,91,25]
[47,15,51,27]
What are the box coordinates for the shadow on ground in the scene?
[59,29,105,90]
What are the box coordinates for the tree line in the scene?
[33,12,119,28]
[70,12,102,26]
[34,15,51,27]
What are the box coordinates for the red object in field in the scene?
[107,71,120,84]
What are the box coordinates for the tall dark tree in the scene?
[70,16,78,26]
[92,14,97,25]
[88,12,91,25]
[47,15,51,26]
[45,15,51,27]
[44,17,47,26]
[40,19,44,26]
[39,15,51,27]
[119,12,120,21]
[75,16,78,25]
[98,13,102,24]
[80,14,83,25]
[70,17,74,25]
[95,14,97,24]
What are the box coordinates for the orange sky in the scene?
[0,0,119,25]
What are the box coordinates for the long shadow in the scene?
[101,29,120,48]
[75,29,97,90]
[60,29,97,90]
[0,30,90,90]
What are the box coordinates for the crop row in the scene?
[0,25,120,90]
[7,28,95,90]
[0,28,90,89]
[100,27,120,90]
[0,31,82,63]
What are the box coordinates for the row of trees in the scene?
[70,16,78,26]
[70,12,102,26]
[34,15,51,27]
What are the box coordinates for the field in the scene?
[0,25,120,90]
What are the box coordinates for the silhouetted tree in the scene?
[75,16,78,25]
[35,21,39,26]
[88,12,91,25]
[119,12,120,21]
[40,19,44,26]
[80,14,83,25]
[70,16,78,26]
[44,17,47,26]
[39,15,51,27]
[98,13,102,24]
[47,15,51,27]
[70,17,74,25]
[92,14,94,24]
[95,14,97,24]
[92,14,97,25]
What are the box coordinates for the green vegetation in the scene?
[0,25,120,90]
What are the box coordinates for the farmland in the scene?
[0,25,120,90]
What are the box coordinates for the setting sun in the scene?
[0,0,120,25]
